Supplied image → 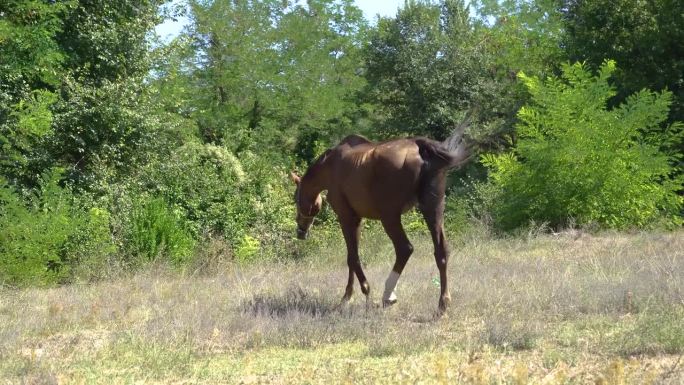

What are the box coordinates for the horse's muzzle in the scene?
[296,228,308,240]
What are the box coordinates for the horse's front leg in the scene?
[341,268,354,303]
[339,213,371,308]
[380,216,413,308]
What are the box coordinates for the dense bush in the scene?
[135,142,295,255]
[363,0,515,142]
[482,61,683,230]
[0,170,114,286]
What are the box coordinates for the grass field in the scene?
[1,229,683,384]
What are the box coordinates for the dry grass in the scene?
[1,229,683,384]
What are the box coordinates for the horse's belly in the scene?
[334,150,420,220]
[348,195,383,219]
[401,199,417,214]
[345,190,416,220]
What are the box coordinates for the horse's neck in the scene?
[301,160,329,197]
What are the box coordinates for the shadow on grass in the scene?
[243,286,337,318]
[410,314,442,324]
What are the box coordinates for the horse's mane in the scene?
[302,148,332,181]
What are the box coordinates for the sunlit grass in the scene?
[1,229,682,384]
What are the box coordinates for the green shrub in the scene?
[136,142,296,256]
[0,170,115,286]
[483,61,683,230]
[126,196,195,267]
[64,206,118,282]
[234,234,261,262]
[138,142,253,239]
[444,193,477,236]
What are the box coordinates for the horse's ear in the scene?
[289,171,301,184]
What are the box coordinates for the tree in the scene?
[362,0,518,147]
[275,0,368,157]
[472,0,564,80]
[0,0,73,188]
[483,61,682,230]
[56,0,164,84]
[177,0,368,159]
[562,0,684,125]
[1,0,171,192]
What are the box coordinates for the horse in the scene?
[289,125,471,313]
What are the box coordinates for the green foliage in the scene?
[294,125,329,166]
[48,75,164,189]
[0,0,73,88]
[483,61,683,230]
[56,0,164,83]
[0,0,69,188]
[403,209,429,233]
[0,170,114,286]
[1,0,173,193]
[0,88,58,186]
[473,0,564,78]
[63,206,118,282]
[234,235,261,263]
[126,196,195,266]
[11,89,57,138]
[443,194,475,236]
[137,142,246,238]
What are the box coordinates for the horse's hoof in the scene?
[436,303,450,318]
[438,295,451,313]
[434,310,449,320]
[364,300,381,311]
[382,299,397,308]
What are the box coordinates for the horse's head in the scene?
[290,172,322,240]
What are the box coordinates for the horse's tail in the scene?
[416,139,471,175]
[417,112,472,174]
[442,110,471,155]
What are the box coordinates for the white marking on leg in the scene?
[383,271,400,302]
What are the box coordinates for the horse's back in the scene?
[326,136,424,219]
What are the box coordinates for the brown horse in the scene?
[290,126,471,313]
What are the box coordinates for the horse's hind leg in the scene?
[419,174,451,313]
[380,216,413,307]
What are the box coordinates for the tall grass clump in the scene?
[126,196,195,267]
[613,307,684,355]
